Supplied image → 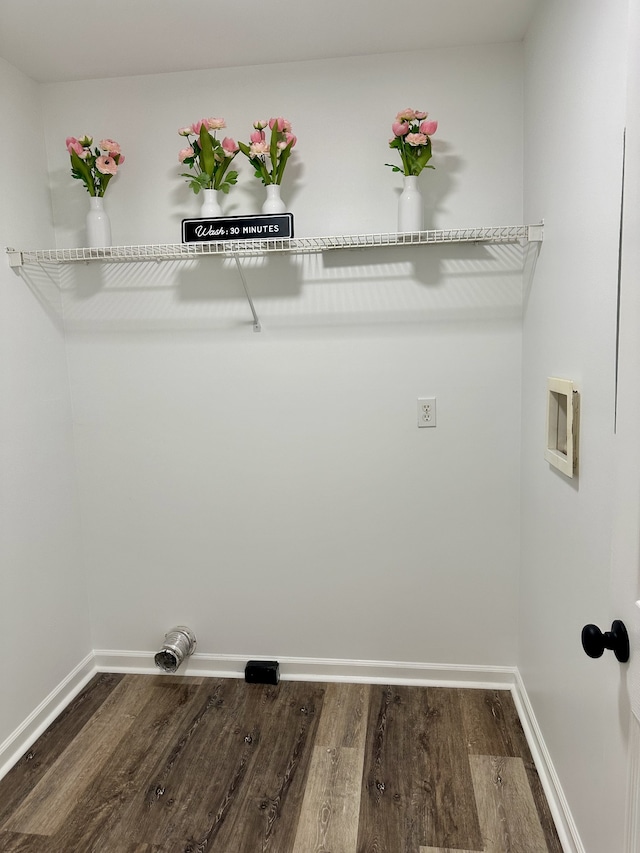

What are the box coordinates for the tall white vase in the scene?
[86,196,111,247]
[398,175,423,232]
[200,188,222,217]
[262,184,287,214]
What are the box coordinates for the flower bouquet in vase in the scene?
[238,118,297,213]
[66,135,125,247]
[178,117,239,217]
[386,109,438,232]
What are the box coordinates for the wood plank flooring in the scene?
[0,674,563,852]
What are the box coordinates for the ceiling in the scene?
[0,0,539,84]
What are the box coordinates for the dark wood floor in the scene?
[0,673,563,852]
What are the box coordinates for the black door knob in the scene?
[581,620,629,663]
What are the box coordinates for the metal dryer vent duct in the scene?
[154,626,197,673]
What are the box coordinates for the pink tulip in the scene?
[178,147,194,163]
[420,120,438,136]
[65,136,79,150]
[284,132,297,147]
[68,139,89,158]
[191,119,205,135]
[96,155,118,175]
[269,117,286,132]
[392,121,410,137]
[250,129,265,144]
[221,136,239,154]
[405,132,428,147]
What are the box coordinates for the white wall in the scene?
[38,44,525,664]
[0,58,91,749]
[521,2,630,850]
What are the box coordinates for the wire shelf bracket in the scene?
[233,254,261,332]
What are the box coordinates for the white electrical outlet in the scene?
[417,397,437,428]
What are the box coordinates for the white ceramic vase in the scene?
[200,188,222,217]
[262,184,287,214]
[398,175,423,232]
[86,196,112,247]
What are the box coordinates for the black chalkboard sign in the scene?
[182,213,294,243]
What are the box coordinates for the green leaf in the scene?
[70,149,95,195]
[269,123,279,178]
[415,139,433,170]
[199,125,215,177]
[275,139,294,184]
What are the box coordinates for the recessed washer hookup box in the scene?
[182,213,294,243]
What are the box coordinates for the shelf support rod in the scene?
[233,254,261,332]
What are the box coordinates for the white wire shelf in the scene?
[6,224,542,268]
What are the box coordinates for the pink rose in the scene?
[100,139,121,155]
[396,109,416,121]
[205,117,226,130]
[178,147,194,162]
[221,136,239,155]
[178,126,192,136]
[269,117,286,132]
[392,121,410,137]
[249,140,270,156]
[96,155,118,175]
[414,111,428,120]
[405,133,427,147]
[420,120,438,136]
[253,120,268,129]
[250,129,265,144]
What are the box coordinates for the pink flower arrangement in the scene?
[387,108,438,177]
[66,135,125,196]
[178,117,239,194]
[238,117,297,185]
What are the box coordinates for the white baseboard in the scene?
[510,670,585,853]
[0,649,581,853]
[93,648,518,688]
[0,652,96,782]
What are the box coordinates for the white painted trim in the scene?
[93,648,518,688]
[0,652,96,782]
[625,716,640,853]
[511,670,585,853]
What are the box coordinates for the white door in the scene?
[609,0,640,846]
